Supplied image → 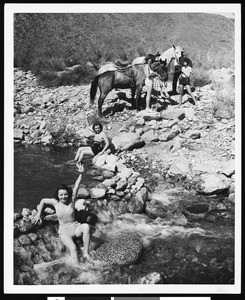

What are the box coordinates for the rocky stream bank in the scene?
[13,67,236,285]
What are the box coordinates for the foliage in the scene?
[191,68,211,87]
[36,65,93,87]
[46,116,80,147]
[14,13,235,86]
[211,80,235,119]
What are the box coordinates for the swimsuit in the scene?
[91,142,104,155]
[179,66,192,86]
[56,202,80,237]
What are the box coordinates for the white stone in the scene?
[199,173,231,194]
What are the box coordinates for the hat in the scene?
[75,199,86,211]
[182,58,189,64]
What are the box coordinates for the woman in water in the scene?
[31,163,91,264]
[73,115,110,165]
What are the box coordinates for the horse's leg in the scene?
[131,87,136,107]
[135,84,143,111]
[98,90,109,117]
[97,74,113,117]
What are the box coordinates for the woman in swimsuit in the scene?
[31,164,91,264]
[73,116,110,166]
[144,56,158,112]
[178,59,196,106]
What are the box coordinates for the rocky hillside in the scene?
[14,12,234,74]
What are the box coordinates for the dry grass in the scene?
[212,79,235,119]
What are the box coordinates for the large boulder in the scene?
[118,167,134,179]
[92,153,108,167]
[161,108,185,120]
[191,159,220,174]
[90,188,107,199]
[112,132,145,151]
[198,173,231,194]
[184,130,201,139]
[136,272,167,284]
[14,129,24,140]
[168,157,191,177]
[115,178,127,191]
[127,187,148,214]
[95,232,143,265]
[218,159,235,177]
[77,187,90,198]
[159,128,180,142]
[141,129,159,143]
[145,200,168,219]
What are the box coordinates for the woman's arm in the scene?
[32,198,57,225]
[86,115,94,133]
[99,132,110,154]
[72,164,84,203]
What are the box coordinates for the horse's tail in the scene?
[90,75,99,103]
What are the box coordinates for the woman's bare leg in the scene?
[178,85,184,106]
[145,79,153,109]
[186,85,196,104]
[59,234,80,264]
[75,223,91,260]
[75,147,94,164]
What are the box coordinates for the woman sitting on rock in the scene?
[73,115,110,166]
[32,164,91,265]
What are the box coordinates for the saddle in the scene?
[114,60,132,71]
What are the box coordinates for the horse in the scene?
[132,45,183,68]
[90,64,146,116]
[131,52,160,65]
[157,45,183,68]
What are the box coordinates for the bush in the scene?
[30,57,66,75]
[46,117,80,147]
[36,65,94,87]
[212,80,235,119]
[191,68,211,87]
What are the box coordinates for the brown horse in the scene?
[90,64,146,116]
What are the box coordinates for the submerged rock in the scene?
[137,272,167,284]
[95,232,143,265]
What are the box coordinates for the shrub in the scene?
[46,117,80,147]
[191,68,211,87]
[30,57,66,75]
[36,65,94,87]
[212,80,235,119]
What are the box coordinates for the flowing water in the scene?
[14,145,234,284]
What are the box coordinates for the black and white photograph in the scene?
[4,2,241,295]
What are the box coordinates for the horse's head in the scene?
[156,59,168,81]
[172,45,183,63]
[160,58,167,68]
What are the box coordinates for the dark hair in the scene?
[92,121,103,132]
[54,184,73,201]
[183,58,189,64]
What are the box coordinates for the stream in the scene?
[14,145,235,284]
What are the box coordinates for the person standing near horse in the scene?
[151,58,170,99]
[72,115,110,166]
[172,50,193,94]
[31,163,91,265]
[178,59,196,106]
[144,56,158,111]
